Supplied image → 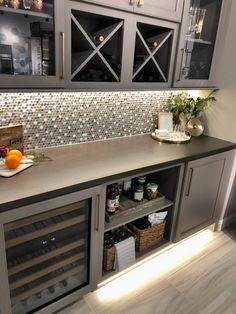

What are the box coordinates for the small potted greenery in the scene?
[168,92,216,126]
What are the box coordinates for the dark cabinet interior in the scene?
[132,22,173,83]
[70,9,123,83]
[0,0,55,77]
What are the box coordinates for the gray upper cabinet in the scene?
[66,1,178,89]
[79,0,135,12]
[134,0,184,22]
[0,0,65,89]
[173,0,230,88]
[80,0,184,22]
[175,153,227,242]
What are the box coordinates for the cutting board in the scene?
[0,159,34,177]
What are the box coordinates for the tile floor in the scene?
[57,224,236,314]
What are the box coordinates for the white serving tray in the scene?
[0,159,34,177]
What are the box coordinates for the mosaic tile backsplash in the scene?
[0,91,179,149]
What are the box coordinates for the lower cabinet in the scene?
[0,152,234,313]
[0,186,104,314]
[174,153,231,242]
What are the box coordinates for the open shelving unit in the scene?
[70,9,124,82]
[102,165,183,280]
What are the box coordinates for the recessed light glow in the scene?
[97,229,214,301]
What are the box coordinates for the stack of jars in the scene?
[106,176,159,214]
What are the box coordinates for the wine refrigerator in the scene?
[0,186,103,314]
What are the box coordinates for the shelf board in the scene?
[9,251,85,290]
[0,6,53,19]
[11,264,84,304]
[185,38,212,45]
[102,238,170,281]
[8,238,86,276]
[5,214,87,249]
[104,195,173,232]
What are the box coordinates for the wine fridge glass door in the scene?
[4,198,91,314]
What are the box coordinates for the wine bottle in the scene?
[146,35,159,49]
[148,75,154,81]
[90,34,104,44]
[139,74,144,81]
[101,52,116,62]
[134,55,147,64]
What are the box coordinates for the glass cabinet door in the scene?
[0,0,64,88]
[174,0,223,87]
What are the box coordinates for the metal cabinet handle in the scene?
[185,168,193,196]
[129,0,135,5]
[137,0,144,7]
[60,32,65,80]
[177,48,184,82]
[95,194,100,231]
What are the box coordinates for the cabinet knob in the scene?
[137,0,144,7]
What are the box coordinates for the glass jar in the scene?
[136,176,146,186]
[123,179,132,195]
[133,185,144,202]
[145,183,158,200]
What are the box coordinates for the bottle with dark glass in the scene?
[106,185,117,214]
[90,34,105,45]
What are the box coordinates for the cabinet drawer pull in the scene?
[95,194,100,231]
[129,0,135,5]
[137,0,144,7]
[177,48,184,82]
[185,168,193,196]
[60,32,65,80]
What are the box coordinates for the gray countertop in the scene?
[0,134,235,212]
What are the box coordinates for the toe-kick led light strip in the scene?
[97,229,214,301]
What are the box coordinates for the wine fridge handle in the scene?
[177,48,184,82]
[60,32,65,80]
[137,0,144,7]
[95,194,100,231]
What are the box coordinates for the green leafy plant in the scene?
[168,92,216,124]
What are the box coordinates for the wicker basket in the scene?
[128,220,166,252]
[103,245,116,271]
[103,227,135,271]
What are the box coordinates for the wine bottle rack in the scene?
[3,199,91,313]
[70,9,124,82]
[133,22,173,83]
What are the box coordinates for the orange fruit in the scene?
[5,155,21,169]
[7,149,23,161]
